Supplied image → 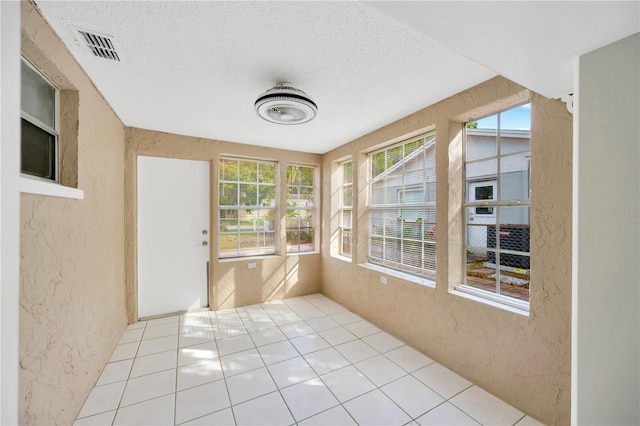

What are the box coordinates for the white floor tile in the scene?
[130,350,177,379]
[290,333,331,355]
[385,345,434,373]
[412,363,472,399]
[450,385,525,426]
[177,358,223,391]
[257,340,299,365]
[96,359,133,386]
[318,327,357,346]
[243,317,277,332]
[113,394,174,426]
[362,331,404,353]
[137,335,178,357]
[179,329,216,348]
[220,348,264,377]
[250,327,287,347]
[305,316,340,332]
[515,415,544,425]
[343,389,411,426]
[77,381,126,419]
[120,369,176,407]
[146,315,180,327]
[181,408,235,425]
[344,320,381,338]
[330,311,362,326]
[179,320,213,335]
[178,341,219,367]
[298,405,357,426]
[334,340,378,364]
[73,410,116,426]
[267,356,316,388]
[126,321,146,330]
[381,374,445,418]
[232,391,295,426]
[225,367,277,405]
[415,402,479,425]
[295,307,327,320]
[303,347,350,376]
[270,312,303,326]
[279,321,315,339]
[280,377,339,422]
[175,380,230,425]
[109,342,139,362]
[213,321,247,340]
[119,328,144,344]
[216,333,254,356]
[142,322,179,340]
[320,365,376,403]
[355,354,407,386]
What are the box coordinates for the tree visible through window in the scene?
[218,158,277,258]
[286,165,315,253]
[369,133,436,280]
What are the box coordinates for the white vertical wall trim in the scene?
[0,1,22,424]
[576,33,640,425]
[570,57,580,426]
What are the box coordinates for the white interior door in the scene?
[137,156,210,318]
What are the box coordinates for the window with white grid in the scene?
[340,160,353,258]
[286,165,315,253]
[369,133,436,280]
[218,158,277,258]
[463,103,531,305]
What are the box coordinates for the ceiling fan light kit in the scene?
[255,82,318,125]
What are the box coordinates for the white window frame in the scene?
[20,57,59,183]
[340,160,353,258]
[459,103,531,310]
[218,157,277,259]
[286,164,316,254]
[368,132,436,281]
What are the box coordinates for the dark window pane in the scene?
[21,119,55,180]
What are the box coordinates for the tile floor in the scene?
[74,294,542,426]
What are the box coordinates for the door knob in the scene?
[202,241,208,246]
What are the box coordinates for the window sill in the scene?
[330,254,353,263]
[451,285,530,317]
[218,254,278,263]
[19,176,84,200]
[286,251,320,256]
[360,263,436,289]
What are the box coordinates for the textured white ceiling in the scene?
[365,1,640,100]
[34,1,639,154]
[35,1,496,154]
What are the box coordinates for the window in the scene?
[21,57,58,181]
[340,160,353,257]
[369,133,436,280]
[463,103,531,303]
[286,165,315,253]
[218,158,277,258]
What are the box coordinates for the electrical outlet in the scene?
[380,276,388,285]
[248,263,256,269]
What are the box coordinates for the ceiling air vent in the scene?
[74,28,120,61]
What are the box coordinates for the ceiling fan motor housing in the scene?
[255,83,318,125]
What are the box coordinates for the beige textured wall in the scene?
[125,128,322,322]
[19,3,127,425]
[321,76,572,424]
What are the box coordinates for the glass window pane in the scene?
[500,103,531,132]
[239,184,257,205]
[500,155,531,201]
[21,60,56,129]
[343,161,353,184]
[219,183,238,206]
[342,185,353,207]
[258,162,276,184]
[219,159,238,181]
[239,160,258,183]
[259,184,275,207]
[21,119,55,180]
